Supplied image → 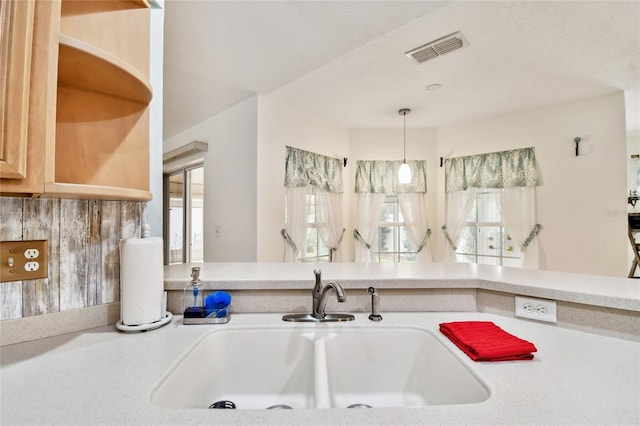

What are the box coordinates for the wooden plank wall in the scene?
[0,197,145,320]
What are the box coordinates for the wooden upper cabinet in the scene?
[1,0,152,201]
[0,0,35,180]
[0,0,57,195]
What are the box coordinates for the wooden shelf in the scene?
[2,0,152,202]
[58,34,152,104]
[128,0,151,8]
[44,182,152,201]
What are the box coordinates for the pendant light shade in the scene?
[398,162,411,183]
[398,108,412,184]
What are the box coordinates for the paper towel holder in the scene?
[116,229,173,333]
[116,310,173,332]
[117,288,172,332]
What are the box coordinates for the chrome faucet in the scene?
[312,269,346,319]
[282,269,354,322]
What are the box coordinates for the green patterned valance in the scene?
[355,160,427,194]
[445,147,538,192]
[284,146,343,193]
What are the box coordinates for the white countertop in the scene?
[165,262,640,311]
[2,312,639,425]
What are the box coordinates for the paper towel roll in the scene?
[120,237,164,326]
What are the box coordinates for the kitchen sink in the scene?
[151,328,316,409]
[324,327,490,408]
[151,325,489,409]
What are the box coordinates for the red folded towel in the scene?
[439,321,537,362]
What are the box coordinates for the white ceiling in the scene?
[163,1,640,140]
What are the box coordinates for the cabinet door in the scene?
[0,0,35,179]
[1,0,59,196]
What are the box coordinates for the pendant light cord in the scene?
[397,108,412,184]
[403,112,407,163]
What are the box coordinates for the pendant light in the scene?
[398,108,412,184]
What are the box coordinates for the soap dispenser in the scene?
[183,266,205,322]
[183,266,231,325]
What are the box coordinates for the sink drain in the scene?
[266,404,293,409]
[209,400,236,409]
[347,403,372,408]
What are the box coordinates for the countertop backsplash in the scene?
[0,196,145,321]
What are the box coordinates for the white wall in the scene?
[256,97,350,261]
[147,2,164,236]
[436,92,628,276]
[164,91,629,276]
[348,128,440,259]
[164,97,258,261]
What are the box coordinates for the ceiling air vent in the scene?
[406,31,466,64]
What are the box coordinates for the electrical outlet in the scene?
[515,296,557,323]
[24,261,40,272]
[24,248,40,259]
[1,240,48,282]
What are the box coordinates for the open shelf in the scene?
[54,86,150,198]
[128,0,151,8]
[44,182,152,201]
[58,34,152,104]
[1,0,152,202]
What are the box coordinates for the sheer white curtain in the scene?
[497,186,539,268]
[443,189,476,261]
[354,193,386,263]
[283,147,344,262]
[283,186,310,262]
[443,147,540,265]
[315,189,345,262]
[397,193,432,263]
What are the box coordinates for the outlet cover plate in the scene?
[1,240,48,282]
[515,295,557,323]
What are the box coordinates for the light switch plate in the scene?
[1,240,48,282]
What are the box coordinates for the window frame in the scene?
[455,189,521,266]
[285,188,331,263]
[371,195,417,263]
[163,163,204,265]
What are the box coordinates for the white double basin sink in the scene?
[151,325,490,410]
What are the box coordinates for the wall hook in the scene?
[440,157,443,167]
[343,157,348,167]
[573,137,582,156]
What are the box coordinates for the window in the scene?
[371,195,417,263]
[456,189,521,266]
[286,189,331,262]
[303,191,331,262]
[163,165,204,264]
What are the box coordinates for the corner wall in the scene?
[147,1,165,237]
[164,97,258,261]
[348,128,440,260]
[256,97,350,261]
